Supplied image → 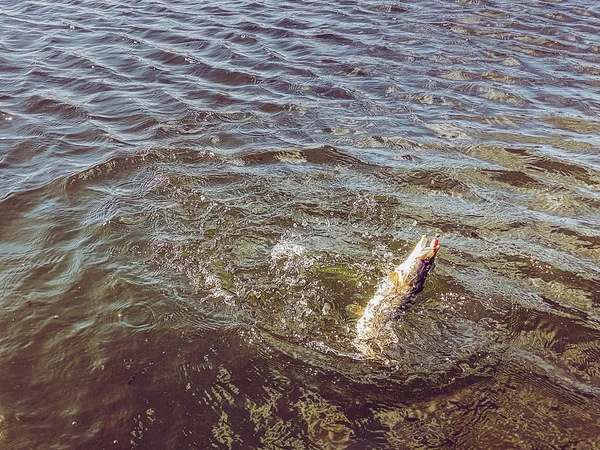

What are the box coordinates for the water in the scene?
[1,0,600,448]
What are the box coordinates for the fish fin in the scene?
[390,271,408,290]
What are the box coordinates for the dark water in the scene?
[1,0,600,448]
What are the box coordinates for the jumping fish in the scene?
[355,235,440,356]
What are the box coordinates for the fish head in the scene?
[394,234,440,287]
[413,234,440,261]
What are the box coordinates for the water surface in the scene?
[1,0,600,448]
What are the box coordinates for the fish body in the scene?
[355,235,440,356]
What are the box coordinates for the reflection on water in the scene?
[1,0,600,448]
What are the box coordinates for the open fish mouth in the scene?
[408,234,440,265]
[395,234,439,289]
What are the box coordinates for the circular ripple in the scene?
[117,303,156,330]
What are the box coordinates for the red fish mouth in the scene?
[418,234,440,260]
[431,234,440,252]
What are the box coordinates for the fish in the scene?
[354,235,440,356]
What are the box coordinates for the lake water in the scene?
[1,0,600,448]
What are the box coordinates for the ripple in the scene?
[117,303,156,330]
[22,95,88,120]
